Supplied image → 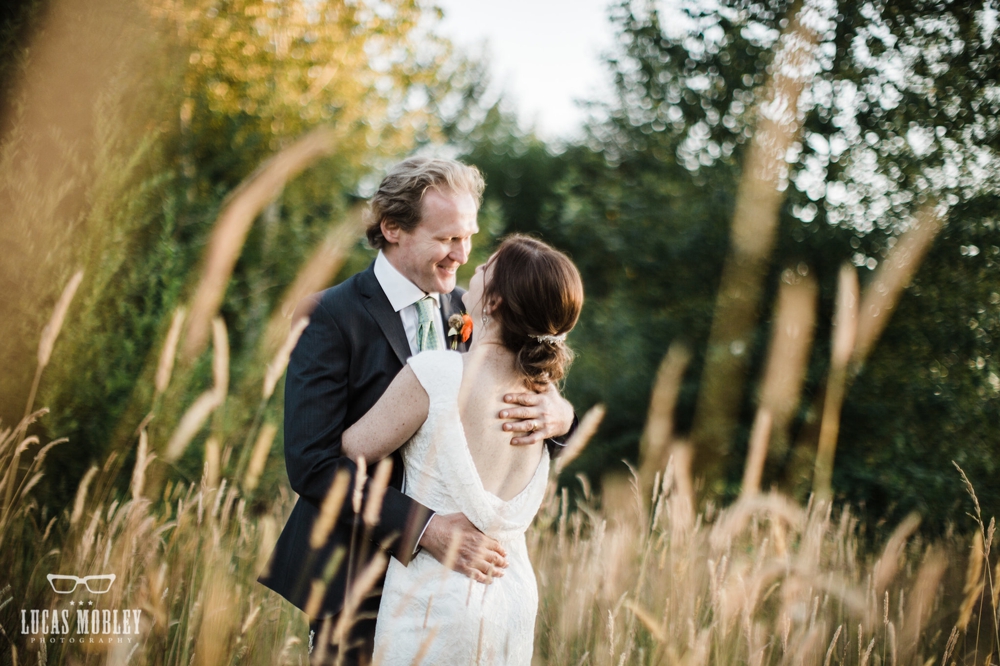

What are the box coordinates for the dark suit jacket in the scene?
[257,261,470,619]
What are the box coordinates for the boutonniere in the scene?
[447,312,473,350]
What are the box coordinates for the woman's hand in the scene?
[498,384,574,446]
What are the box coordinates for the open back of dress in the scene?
[372,350,550,666]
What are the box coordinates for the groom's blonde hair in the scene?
[366,157,485,250]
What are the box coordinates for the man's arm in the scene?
[285,296,507,577]
[543,413,579,458]
[283,296,428,562]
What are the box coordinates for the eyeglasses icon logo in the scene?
[46,573,116,594]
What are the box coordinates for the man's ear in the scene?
[381,218,401,244]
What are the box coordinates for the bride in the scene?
[340,234,584,665]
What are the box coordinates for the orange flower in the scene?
[460,313,473,342]
[448,313,474,349]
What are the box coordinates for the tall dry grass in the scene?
[526,256,996,664]
[529,461,997,665]
[179,126,343,362]
[690,0,833,481]
[1,246,998,665]
[0,3,986,662]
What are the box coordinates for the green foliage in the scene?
[4,0,998,533]
[459,0,1000,531]
[7,0,475,509]
[836,201,1000,531]
[0,0,45,116]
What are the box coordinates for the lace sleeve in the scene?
[405,350,463,409]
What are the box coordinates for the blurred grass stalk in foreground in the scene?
[690,0,829,487]
[1,147,991,663]
[687,0,946,506]
[4,274,998,663]
[0,1,996,665]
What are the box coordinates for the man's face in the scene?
[382,187,479,294]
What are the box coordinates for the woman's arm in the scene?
[342,365,430,462]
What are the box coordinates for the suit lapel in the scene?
[440,290,469,352]
[359,263,411,365]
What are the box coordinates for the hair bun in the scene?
[482,234,583,387]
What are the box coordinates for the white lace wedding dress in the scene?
[372,350,550,666]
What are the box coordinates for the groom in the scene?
[257,157,576,665]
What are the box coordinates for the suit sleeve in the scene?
[283,296,431,565]
[545,412,579,458]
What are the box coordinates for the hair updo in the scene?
[482,234,584,387]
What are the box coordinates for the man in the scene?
[257,157,576,665]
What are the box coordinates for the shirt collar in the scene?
[374,250,440,313]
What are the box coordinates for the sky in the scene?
[432,0,617,140]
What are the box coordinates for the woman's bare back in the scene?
[459,353,545,501]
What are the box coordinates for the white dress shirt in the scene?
[373,249,448,552]
[373,251,448,354]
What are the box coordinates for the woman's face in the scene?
[462,252,497,320]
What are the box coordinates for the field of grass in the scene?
[2,2,998,663]
[0,286,997,665]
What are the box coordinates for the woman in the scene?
[340,234,583,665]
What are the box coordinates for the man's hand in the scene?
[418,513,508,584]
[499,383,574,446]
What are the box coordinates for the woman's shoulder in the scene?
[406,348,463,365]
[405,350,464,389]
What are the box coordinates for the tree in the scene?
[4,0,474,508]
[481,0,1000,529]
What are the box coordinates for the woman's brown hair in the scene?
[482,234,584,387]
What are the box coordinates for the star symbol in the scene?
[70,601,75,606]
[88,601,94,606]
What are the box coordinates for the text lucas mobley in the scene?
[21,608,142,644]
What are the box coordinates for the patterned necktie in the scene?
[415,296,441,352]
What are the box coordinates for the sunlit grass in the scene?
[0,280,997,664]
[0,2,996,663]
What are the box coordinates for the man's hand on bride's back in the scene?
[418,513,508,584]
[499,383,574,446]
